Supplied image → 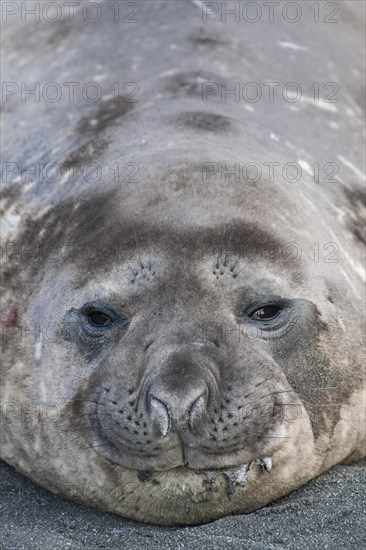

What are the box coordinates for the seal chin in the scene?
[136,456,273,500]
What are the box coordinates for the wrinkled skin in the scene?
[1,0,365,525]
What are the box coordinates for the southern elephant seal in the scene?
[1,0,365,525]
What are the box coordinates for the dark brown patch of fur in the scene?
[344,187,366,245]
[175,111,233,133]
[61,139,108,170]
[188,28,227,47]
[163,71,222,98]
[76,95,135,137]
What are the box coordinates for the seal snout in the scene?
[86,339,288,474]
[148,385,207,437]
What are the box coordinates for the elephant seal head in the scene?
[2,171,364,525]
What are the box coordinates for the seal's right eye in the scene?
[87,311,113,327]
[250,305,281,321]
[77,301,129,336]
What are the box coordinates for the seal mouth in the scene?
[137,455,273,500]
[193,455,273,499]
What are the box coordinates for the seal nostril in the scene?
[188,394,206,434]
[149,396,171,437]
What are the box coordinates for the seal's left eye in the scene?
[87,311,113,327]
[250,305,281,321]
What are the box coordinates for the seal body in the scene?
[1,0,365,525]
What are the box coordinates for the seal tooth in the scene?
[260,456,272,473]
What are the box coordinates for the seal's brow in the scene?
[33,189,297,275]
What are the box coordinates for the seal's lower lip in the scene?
[192,456,273,499]
[193,455,272,474]
[137,457,273,500]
